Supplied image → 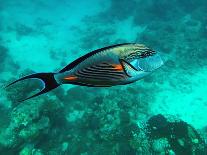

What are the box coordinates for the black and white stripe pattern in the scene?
[125,48,156,61]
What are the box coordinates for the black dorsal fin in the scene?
[59,43,132,73]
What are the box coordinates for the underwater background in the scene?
[0,0,207,154]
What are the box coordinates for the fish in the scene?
[6,43,164,102]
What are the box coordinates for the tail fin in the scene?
[5,73,60,102]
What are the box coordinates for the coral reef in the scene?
[130,114,206,154]
[3,77,206,154]
[2,76,152,154]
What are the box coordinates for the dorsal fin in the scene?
[59,43,132,73]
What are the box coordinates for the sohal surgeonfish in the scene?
[6,43,164,101]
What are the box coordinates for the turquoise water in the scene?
[0,0,207,154]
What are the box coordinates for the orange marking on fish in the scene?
[112,64,123,71]
[64,76,78,81]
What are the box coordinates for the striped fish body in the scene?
[6,43,164,102]
[54,43,163,87]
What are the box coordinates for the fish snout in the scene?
[138,53,164,72]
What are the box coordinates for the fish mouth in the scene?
[151,53,164,70]
[158,54,164,69]
[158,52,168,65]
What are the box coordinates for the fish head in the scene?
[119,44,164,72]
[129,52,164,72]
[120,49,164,78]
